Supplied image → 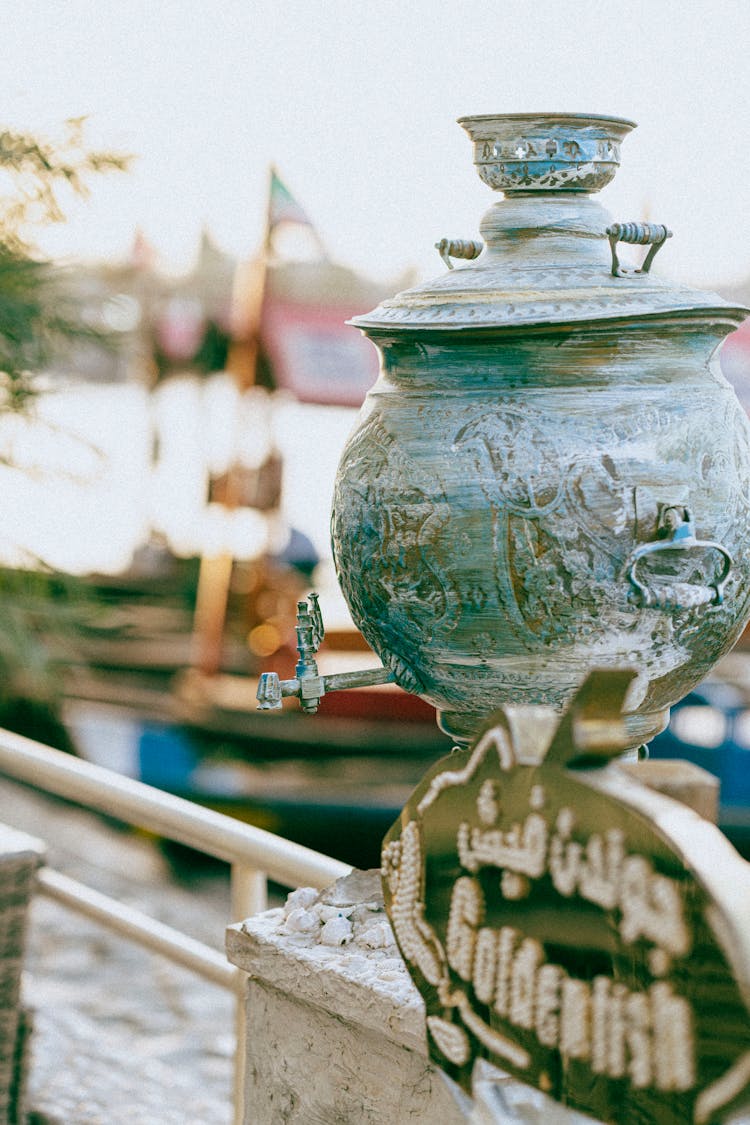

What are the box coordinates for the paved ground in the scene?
[0,777,244,1124]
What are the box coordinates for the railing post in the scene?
[230,864,268,920]
[230,864,267,1125]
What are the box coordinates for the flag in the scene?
[130,227,156,271]
[268,168,315,232]
[229,170,385,405]
[721,317,750,412]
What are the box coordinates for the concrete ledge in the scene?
[227,871,464,1124]
[227,871,606,1124]
[226,904,426,1054]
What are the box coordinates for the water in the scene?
[0,376,357,577]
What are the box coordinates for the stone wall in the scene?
[0,822,44,1124]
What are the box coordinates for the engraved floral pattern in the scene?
[478,159,614,194]
[332,414,460,691]
[331,383,750,725]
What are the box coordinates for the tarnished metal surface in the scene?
[332,113,750,745]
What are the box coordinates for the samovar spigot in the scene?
[256,593,395,714]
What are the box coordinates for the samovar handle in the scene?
[606,222,672,277]
[435,238,483,269]
[625,505,732,610]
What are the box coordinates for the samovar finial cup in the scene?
[457,111,636,194]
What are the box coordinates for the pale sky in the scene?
[1,0,749,289]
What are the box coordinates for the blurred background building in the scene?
[0,0,748,865]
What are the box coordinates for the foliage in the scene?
[0,119,128,408]
[0,565,85,750]
[0,118,128,244]
[0,119,128,748]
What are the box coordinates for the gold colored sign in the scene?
[382,672,750,1124]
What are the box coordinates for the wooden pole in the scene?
[190,171,274,678]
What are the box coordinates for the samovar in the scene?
[260,112,750,752]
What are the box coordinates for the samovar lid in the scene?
[351,113,748,334]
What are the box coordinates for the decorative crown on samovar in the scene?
[260,112,750,754]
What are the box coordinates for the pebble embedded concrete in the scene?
[0,778,236,1124]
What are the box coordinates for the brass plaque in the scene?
[382,672,750,1124]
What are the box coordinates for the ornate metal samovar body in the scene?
[325,113,750,746]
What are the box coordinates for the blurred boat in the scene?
[62,662,448,870]
[648,651,750,858]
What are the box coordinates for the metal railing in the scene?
[0,726,351,1124]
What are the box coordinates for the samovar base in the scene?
[437,704,670,753]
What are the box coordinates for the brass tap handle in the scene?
[606,222,672,277]
[625,505,732,610]
[435,238,483,270]
[256,672,283,710]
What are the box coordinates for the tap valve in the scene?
[256,592,396,714]
[293,592,324,713]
